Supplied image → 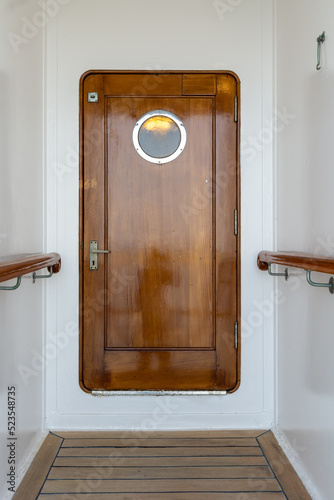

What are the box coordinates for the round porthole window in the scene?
[132,110,186,164]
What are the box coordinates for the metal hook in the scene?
[316,31,325,70]
[32,267,53,284]
[306,270,334,294]
[268,263,289,281]
[0,276,22,291]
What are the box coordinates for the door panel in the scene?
[106,97,213,349]
[79,72,240,392]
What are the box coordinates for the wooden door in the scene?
[79,72,240,392]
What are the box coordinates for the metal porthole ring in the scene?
[132,109,187,164]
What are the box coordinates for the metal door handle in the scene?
[91,249,110,254]
[90,241,110,270]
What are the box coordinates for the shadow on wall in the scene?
[305,72,334,395]
[0,73,10,255]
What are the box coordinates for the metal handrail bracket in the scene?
[32,267,54,284]
[306,270,334,294]
[0,276,22,291]
[268,263,289,281]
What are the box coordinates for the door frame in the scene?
[79,70,241,394]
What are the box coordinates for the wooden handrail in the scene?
[257,251,334,275]
[0,253,61,284]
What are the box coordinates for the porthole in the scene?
[132,110,186,164]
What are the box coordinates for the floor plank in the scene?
[49,465,274,479]
[38,494,287,500]
[56,430,265,439]
[12,433,62,500]
[62,437,258,448]
[41,477,282,494]
[54,454,269,467]
[258,431,312,500]
[58,445,263,457]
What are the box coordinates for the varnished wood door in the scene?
[79,72,240,392]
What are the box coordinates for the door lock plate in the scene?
[90,241,98,270]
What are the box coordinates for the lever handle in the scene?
[89,241,110,270]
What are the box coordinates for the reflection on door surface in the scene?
[80,71,240,392]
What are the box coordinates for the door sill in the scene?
[92,390,227,396]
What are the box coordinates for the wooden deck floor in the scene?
[13,430,312,499]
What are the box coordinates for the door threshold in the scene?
[92,390,227,396]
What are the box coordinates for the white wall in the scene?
[46,0,276,430]
[0,1,46,497]
[276,1,334,498]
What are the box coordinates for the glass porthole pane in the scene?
[133,110,186,164]
[139,116,181,159]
